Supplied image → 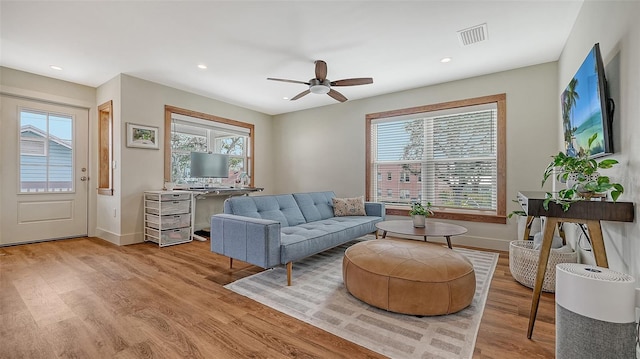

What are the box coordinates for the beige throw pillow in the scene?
[332,196,366,216]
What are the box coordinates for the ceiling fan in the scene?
[267,60,373,102]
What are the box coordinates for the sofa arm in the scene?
[210,213,282,269]
[364,202,385,219]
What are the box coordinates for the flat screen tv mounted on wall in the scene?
[190,152,230,178]
[561,43,614,158]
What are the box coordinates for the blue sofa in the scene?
[210,191,385,285]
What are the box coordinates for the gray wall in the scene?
[3,0,638,274]
[557,1,640,276]
[0,66,97,244]
[273,62,559,250]
[110,75,275,244]
[95,74,121,242]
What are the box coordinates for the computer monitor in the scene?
[189,152,229,178]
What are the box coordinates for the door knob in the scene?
[80,176,88,181]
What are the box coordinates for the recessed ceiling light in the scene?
[50,65,63,71]
[197,64,207,69]
[440,57,452,63]
[282,97,289,100]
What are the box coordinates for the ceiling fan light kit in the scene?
[309,79,330,94]
[267,60,373,103]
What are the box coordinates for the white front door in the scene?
[1,95,89,245]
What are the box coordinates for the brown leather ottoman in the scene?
[342,239,476,316]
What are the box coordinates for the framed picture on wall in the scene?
[126,123,159,149]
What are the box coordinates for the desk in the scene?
[517,191,634,339]
[190,187,263,241]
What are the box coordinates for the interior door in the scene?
[0,95,89,245]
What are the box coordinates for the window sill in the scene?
[385,207,506,224]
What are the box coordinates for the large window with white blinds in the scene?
[366,94,506,223]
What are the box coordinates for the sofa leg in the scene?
[229,258,233,269]
[286,262,292,286]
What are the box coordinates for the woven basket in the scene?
[509,240,578,293]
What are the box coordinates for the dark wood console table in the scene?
[517,191,634,339]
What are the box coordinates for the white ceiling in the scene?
[0,1,583,115]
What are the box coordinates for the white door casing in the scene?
[1,95,89,245]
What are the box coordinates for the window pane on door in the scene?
[20,110,73,192]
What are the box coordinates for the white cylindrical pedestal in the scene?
[556,263,636,359]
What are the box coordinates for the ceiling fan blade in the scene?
[315,60,327,81]
[327,89,347,102]
[290,89,311,101]
[330,78,374,87]
[267,78,310,85]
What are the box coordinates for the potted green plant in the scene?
[541,133,624,210]
[409,202,433,227]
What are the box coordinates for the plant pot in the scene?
[578,191,607,201]
[412,214,426,228]
[566,172,600,190]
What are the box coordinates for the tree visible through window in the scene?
[170,130,207,182]
[164,106,254,187]
[366,94,506,223]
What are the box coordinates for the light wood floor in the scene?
[0,237,555,359]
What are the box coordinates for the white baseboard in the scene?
[454,235,511,251]
[95,228,144,246]
[119,232,144,246]
[94,228,120,245]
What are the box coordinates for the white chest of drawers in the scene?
[143,190,194,247]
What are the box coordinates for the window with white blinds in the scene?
[366,94,506,222]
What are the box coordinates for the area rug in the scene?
[225,236,499,359]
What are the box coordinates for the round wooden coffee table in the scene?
[375,220,467,249]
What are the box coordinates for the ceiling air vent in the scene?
[457,23,488,46]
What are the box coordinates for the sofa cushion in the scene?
[280,216,382,263]
[292,191,336,222]
[332,196,366,216]
[224,194,306,227]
